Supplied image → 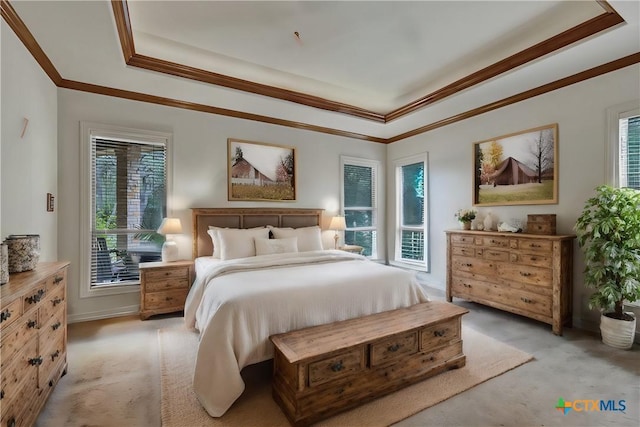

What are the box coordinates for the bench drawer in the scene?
[308,347,365,387]
[421,318,460,350]
[370,331,418,367]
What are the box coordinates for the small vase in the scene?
[460,221,471,230]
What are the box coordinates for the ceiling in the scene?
[4,1,640,141]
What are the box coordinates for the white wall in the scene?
[57,89,386,321]
[386,65,640,333]
[1,21,58,261]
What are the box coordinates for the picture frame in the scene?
[228,138,296,201]
[473,123,558,206]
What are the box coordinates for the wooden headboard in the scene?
[191,208,323,258]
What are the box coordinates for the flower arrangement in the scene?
[455,209,477,223]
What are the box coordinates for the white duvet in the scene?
[183,250,429,417]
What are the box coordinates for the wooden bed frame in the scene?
[191,208,323,258]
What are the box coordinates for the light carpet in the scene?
[159,326,533,427]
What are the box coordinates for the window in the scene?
[340,156,380,258]
[606,102,640,190]
[394,154,428,269]
[80,123,171,298]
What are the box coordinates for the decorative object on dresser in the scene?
[5,234,40,273]
[575,185,640,350]
[1,261,69,427]
[270,301,468,426]
[139,260,193,320]
[0,242,8,284]
[473,123,558,206]
[157,218,183,262]
[329,215,346,249]
[526,214,556,235]
[446,230,575,335]
[454,208,476,230]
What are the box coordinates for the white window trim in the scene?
[604,101,639,307]
[79,122,173,299]
[605,100,639,187]
[340,156,382,260]
[390,153,429,272]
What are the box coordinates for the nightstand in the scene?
[139,260,194,320]
[339,244,364,254]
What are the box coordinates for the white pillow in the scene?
[217,227,270,260]
[270,226,323,252]
[255,237,298,256]
[207,227,225,258]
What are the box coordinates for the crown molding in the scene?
[2,0,638,145]
[112,0,623,123]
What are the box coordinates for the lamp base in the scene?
[161,241,179,262]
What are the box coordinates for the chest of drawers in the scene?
[139,260,193,320]
[270,302,468,426]
[446,230,574,335]
[1,262,69,427]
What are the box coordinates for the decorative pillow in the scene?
[208,226,265,258]
[270,226,323,252]
[217,227,270,260]
[254,237,298,256]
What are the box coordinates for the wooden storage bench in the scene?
[270,301,468,426]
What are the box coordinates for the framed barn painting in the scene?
[473,124,558,206]
[228,139,296,201]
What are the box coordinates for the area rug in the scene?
[159,326,533,427]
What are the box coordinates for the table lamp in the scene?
[329,216,346,249]
[157,218,182,262]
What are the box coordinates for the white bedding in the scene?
[183,250,429,417]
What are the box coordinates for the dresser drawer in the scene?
[46,268,67,293]
[514,239,552,253]
[451,246,475,257]
[308,347,364,387]
[450,234,475,245]
[1,384,37,427]
[0,298,22,332]
[0,337,38,416]
[480,236,509,248]
[144,267,190,292]
[482,249,509,262]
[370,331,418,367]
[496,264,552,287]
[456,278,552,317]
[420,318,460,350]
[39,306,65,353]
[39,332,65,389]
[22,282,47,315]
[509,252,552,267]
[39,284,65,324]
[0,312,39,371]
[143,289,188,311]
[451,256,495,277]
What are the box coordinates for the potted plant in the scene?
[455,209,477,230]
[575,185,640,349]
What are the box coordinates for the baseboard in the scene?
[68,304,140,324]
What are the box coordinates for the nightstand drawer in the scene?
[144,289,188,311]
[144,266,190,290]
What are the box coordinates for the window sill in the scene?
[389,260,427,273]
[81,282,140,298]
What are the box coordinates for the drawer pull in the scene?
[51,349,60,361]
[49,380,54,387]
[531,244,541,248]
[54,276,64,284]
[52,297,63,306]
[0,389,4,400]
[387,343,401,352]
[165,297,173,301]
[519,272,532,277]
[29,356,43,366]
[330,361,343,372]
[8,417,16,427]
[462,283,472,288]
[521,297,534,304]
[433,329,446,337]
[0,309,11,322]
[27,319,38,329]
[52,321,62,331]
[463,263,472,267]
[26,289,45,304]
[530,257,538,261]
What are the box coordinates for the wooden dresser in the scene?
[1,261,69,427]
[139,260,193,320]
[446,230,575,335]
[270,302,468,426]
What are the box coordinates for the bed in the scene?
[184,208,429,417]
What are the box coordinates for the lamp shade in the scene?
[157,218,183,235]
[329,216,346,231]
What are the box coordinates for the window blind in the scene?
[399,162,425,262]
[620,115,640,190]
[90,138,166,286]
[343,162,377,257]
